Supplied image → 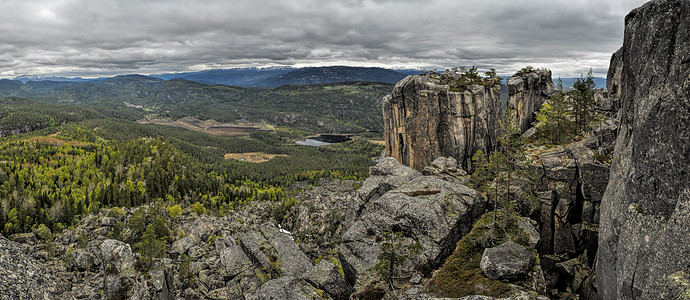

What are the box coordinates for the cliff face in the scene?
[507,69,554,133]
[606,48,624,113]
[598,0,690,299]
[382,75,501,172]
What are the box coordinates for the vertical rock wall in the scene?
[507,69,554,133]
[606,48,624,113]
[598,0,690,299]
[382,75,501,172]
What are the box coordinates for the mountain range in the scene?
[11,66,606,90]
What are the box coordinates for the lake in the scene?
[296,134,352,146]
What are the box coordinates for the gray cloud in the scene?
[0,0,649,79]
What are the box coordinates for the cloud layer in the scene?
[0,0,649,78]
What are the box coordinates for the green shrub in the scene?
[35,224,54,242]
[178,254,194,288]
[152,216,170,242]
[373,231,424,291]
[191,202,207,215]
[109,222,125,241]
[107,207,124,218]
[77,233,89,249]
[65,245,75,266]
[514,66,536,76]
[166,205,182,218]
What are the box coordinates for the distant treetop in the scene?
[513,66,550,77]
[421,66,502,91]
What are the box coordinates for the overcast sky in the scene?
[0,0,649,79]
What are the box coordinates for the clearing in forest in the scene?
[143,117,275,137]
[224,152,288,163]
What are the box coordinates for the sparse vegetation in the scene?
[513,66,536,76]
[471,107,530,236]
[422,66,503,91]
[428,212,528,297]
[373,231,424,291]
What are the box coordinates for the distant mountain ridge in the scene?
[260,66,408,86]
[14,75,101,83]
[12,67,604,90]
[498,77,606,91]
[0,75,394,133]
[152,66,412,87]
[14,66,418,87]
[151,66,295,86]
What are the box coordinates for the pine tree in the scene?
[570,69,596,133]
[373,231,423,292]
[536,78,572,144]
[471,107,527,236]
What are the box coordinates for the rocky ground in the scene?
[0,69,619,300]
[0,128,613,300]
[0,158,516,299]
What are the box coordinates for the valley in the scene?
[1,1,688,299]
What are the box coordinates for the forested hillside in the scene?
[0,98,382,237]
[0,77,392,133]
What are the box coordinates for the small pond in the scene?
[296,134,352,146]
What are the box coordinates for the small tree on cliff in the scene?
[471,107,527,236]
[471,149,506,234]
[484,68,503,84]
[374,231,424,292]
[514,66,535,76]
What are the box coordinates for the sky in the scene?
[0,0,650,79]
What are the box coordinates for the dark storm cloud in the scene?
[0,0,648,78]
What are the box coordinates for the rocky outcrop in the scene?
[480,242,535,281]
[382,74,501,172]
[606,48,624,113]
[304,261,353,300]
[0,234,69,298]
[598,0,690,299]
[531,140,610,299]
[0,125,42,138]
[251,276,323,300]
[507,69,554,133]
[339,157,486,289]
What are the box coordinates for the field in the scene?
[224,152,288,163]
[143,117,275,137]
[24,133,91,147]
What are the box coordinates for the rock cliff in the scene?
[598,0,690,299]
[507,70,554,133]
[382,74,501,172]
[606,48,624,114]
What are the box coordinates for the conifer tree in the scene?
[536,78,572,144]
[471,107,527,235]
[571,69,596,133]
[374,231,423,292]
